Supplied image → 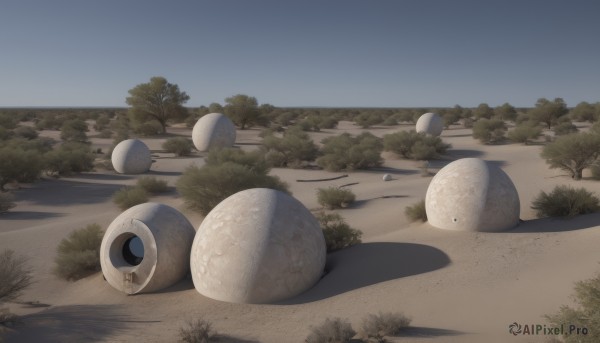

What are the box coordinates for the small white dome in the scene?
[425,158,520,232]
[111,139,152,174]
[190,188,326,304]
[192,113,236,152]
[416,112,444,136]
[383,174,392,181]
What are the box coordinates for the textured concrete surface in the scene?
[415,112,444,136]
[111,139,152,174]
[192,112,236,151]
[191,188,326,304]
[425,158,520,232]
[100,203,196,294]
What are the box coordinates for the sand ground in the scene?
[2,121,600,342]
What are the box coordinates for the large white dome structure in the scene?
[425,158,520,232]
[100,203,196,294]
[190,188,326,304]
[416,112,444,136]
[111,139,152,174]
[191,113,236,152]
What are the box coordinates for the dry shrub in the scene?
[179,319,218,343]
[112,186,150,210]
[136,176,168,194]
[305,317,356,343]
[359,312,411,342]
[405,200,427,222]
[317,187,356,209]
[315,211,362,253]
[53,224,104,281]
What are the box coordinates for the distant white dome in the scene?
[100,203,196,294]
[190,188,326,304]
[416,112,444,136]
[192,113,236,152]
[111,139,152,174]
[425,158,520,232]
[383,174,392,181]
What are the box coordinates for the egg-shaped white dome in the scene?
[415,112,444,136]
[192,113,236,152]
[111,139,152,174]
[425,158,520,232]
[100,203,196,294]
[190,188,326,304]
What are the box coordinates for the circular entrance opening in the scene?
[123,236,144,266]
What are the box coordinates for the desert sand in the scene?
[2,120,600,342]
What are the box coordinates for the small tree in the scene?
[472,118,506,144]
[224,94,262,130]
[315,211,362,252]
[494,102,518,121]
[383,131,450,160]
[541,133,600,180]
[507,123,542,145]
[261,128,319,168]
[126,76,190,134]
[531,185,600,218]
[176,162,289,216]
[546,273,600,343]
[529,97,569,129]
[44,142,95,176]
[569,101,598,122]
[473,103,494,120]
[317,132,383,171]
[0,249,33,303]
[60,119,89,143]
[53,224,104,281]
[317,187,356,209]
[0,147,44,191]
[305,317,356,343]
[162,137,194,156]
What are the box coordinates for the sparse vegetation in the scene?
[315,211,362,253]
[0,192,16,213]
[529,97,569,129]
[317,187,356,209]
[53,224,104,281]
[44,142,95,176]
[405,199,427,222]
[112,186,150,210]
[553,121,578,136]
[179,318,218,343]
[136,176,168,194]
[317,132,383,171]
[472,118,506,144]
[305,317,356,343]
[359,312,412,342]
[531,185,600,218]
[261,128,319,168]
[546,273,600,343]
[383,131,450,160]
[540,133,600,180]
[507,123,542,144]
[0,249,33,303]
[0,146,44,191]
[176,162,289,216]
[205,148,270,174]
[162,137,194,156]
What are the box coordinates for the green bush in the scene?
[179,319,218,343]
[317,187,356,209]
[13,126,38,140]
[382,117,398,126]
[359,312,412,342]
[162,137,194,156]
[553,121,579,136]
[546,273,600,343]
[112,186,150,210]
[541,133,600,180]
[315,211,362,253]
[305,317,356,343]
[0,146,44,191]
[0,113,17,129]
[98,129,113,138]
[176,163,289,216]
[355,112,383,128]
[53,224,104,281]
[60,119,89,143]
[0,192,16,213]
[205,148,270,175]
[44,142,95,176]
[405,199,427,222]
[136,176,168,194]
[317,132,383,171]
[261,128,319,168]
[0,249,33,302]
[133,121,163,136]
[531,185,600,218]
[462,117,474,128]
[507,123,542,144]
[383,131,451,160]
[472,118,506,144]
[93,114,111,131]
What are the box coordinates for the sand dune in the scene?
[2,122,600,342]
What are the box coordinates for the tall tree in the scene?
[494,102,518,121]
[473,103,494,120]
[224,94,261,130]
[125,76,190,134]
[208,102,224,113]
[529,97,569,129]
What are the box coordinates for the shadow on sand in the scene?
[0,211,66,221]
[278,242,450,304]
[400,326,466,338]
[366,167,419,176]
[71,173,135,181]
[349,195,409,209]
[146,170,183,177]
[13,179,124,206]
[510,213,600,233]
[3,305,155,342]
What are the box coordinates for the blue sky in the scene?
[1,0,599,108]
